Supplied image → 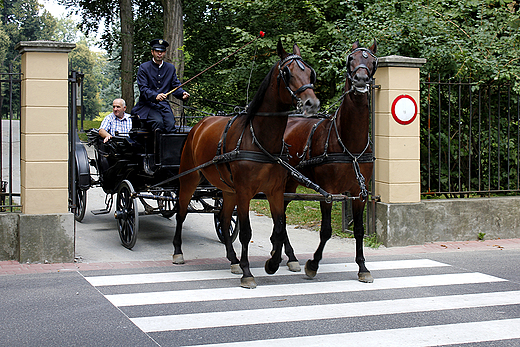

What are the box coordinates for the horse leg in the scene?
[305,201,333,278]
[269,202,300,272]
[236,199,256,289]
[265,193,288,275]
[282,229,301,272]
[353,200,373,283]
[279,183,301,272]
[172,172,200,264]
[219,193,241,274]
[173,201,187,264]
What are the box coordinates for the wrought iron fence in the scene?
[0,63,22,212]
[421,74,520,197]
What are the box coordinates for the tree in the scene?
[0,0,57,118]
[69,40,101,119]
[1,0,57,70]
[119,0,134,110]
[60,0,135,109]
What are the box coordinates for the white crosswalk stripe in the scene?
[189,319,520,347]
[84,259,520,346]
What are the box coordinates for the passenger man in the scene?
[99,98,132,143]
[132,38,190,133]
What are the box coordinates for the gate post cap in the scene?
[15,41,76,54]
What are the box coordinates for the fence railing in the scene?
[421,74,520,197]
[0,67,22,212]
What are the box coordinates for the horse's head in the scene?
[276,40,320,116]
[346,40,378,94]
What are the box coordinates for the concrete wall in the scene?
[375,197,520,247]
[0,213,73,263]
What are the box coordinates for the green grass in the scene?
[77,120,102,141]
[250,186,353,239]
[250,186,382,247]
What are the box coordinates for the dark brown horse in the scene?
[282,40,378,283]
[173,40,320,288]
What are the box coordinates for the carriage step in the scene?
[91,208,111,215]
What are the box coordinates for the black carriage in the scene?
[72,116,239,249]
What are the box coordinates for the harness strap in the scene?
[249,122,332,202]
[294,112,374,201]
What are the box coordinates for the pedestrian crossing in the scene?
[83,259,520,346]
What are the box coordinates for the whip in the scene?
[165,31,265,97]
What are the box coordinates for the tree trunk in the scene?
[162,0,184,120]
[120,0,134,112]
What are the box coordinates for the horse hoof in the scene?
[241,277,257,289]
[304,260,317,278]
[358,271,374,283]
[287,261,301,272]
[230,264,242,274]
[172,253,185,264]
[264,259,279,275]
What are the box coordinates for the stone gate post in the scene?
[373,55,427,246]
[13,41,76,263]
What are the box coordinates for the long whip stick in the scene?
[165,31,265,97]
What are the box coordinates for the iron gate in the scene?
[421,75,520,197]
[0,59,22,212]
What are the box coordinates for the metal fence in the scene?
[0,65,22,212]
[421,74,520,197]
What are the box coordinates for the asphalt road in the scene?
[3,166,520,346]
[2,247,520,346]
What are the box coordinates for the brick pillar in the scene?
[373,56,426,203]
[14,41,76,263]
[16,41,75,214]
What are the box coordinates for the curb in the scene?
[2,238,520,276]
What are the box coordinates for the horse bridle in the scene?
[277,54,316,111]
[346,48,378,94]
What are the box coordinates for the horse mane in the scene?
[244,63,277,124]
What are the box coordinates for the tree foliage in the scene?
[0,0,57,118]
[181,0,520,113]
[69,40,102,119]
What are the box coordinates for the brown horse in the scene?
[173,40,320,288]
[282,40,378,283]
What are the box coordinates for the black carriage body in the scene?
[87,126,190,195]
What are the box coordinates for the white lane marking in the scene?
[105,272,506,307]
[182,318,520,347]
[132,290,520,332]
[84,259,449,286]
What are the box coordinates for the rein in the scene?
[151,114,332,201]
[295,108,375,202]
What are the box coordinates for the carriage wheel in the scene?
[115,180,139,249]
[158,191,176,218]
[74,187,87,222]
[213,198,239,243]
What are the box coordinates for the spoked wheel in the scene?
[158,191,176,218]
[214,198,239,244]
[115,180,139,249]
[74,187,87,222]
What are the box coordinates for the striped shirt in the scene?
[100,112,132,136]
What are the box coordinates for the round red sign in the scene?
[391,95,417,125]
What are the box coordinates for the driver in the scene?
[132,38,190,133]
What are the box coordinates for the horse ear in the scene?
[277,39,287,59]
[292,44,301,56]
[352,40,360,50]
[370,39,377,54]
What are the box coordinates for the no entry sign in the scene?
[391,94,417,125]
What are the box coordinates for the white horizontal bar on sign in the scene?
[84,259,448,287]
[183,318,520,347]
[132,290,520,333]
[106,272,505,307]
